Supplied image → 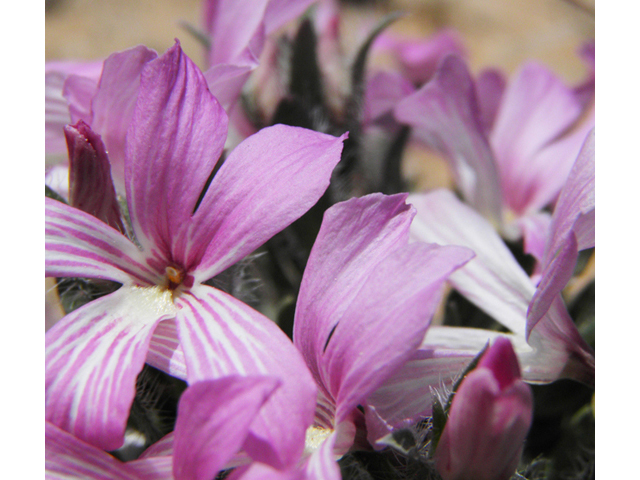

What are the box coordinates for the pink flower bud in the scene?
[434,337,533,480]
[65,120,124,232]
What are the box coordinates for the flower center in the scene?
[165,265,185,289]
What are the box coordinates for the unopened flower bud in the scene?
[434,337,533,480]
[65,120,124,232]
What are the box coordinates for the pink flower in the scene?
[395,55,594,247]
[434,337,534,480]
[45,375,281,480]
[45,42,346,468]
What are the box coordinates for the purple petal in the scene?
[46,421,145,480]
[409,190,533,336]
[294,193,415,384]
[46,287,176,450]
[510,114,594,216]
[295,194,473,425]
[194,126,347,281]
[45,198,161,285]
[173,376,280,480]
[125,42,228,270]
[127,457,173,480]
[395,55,502,225]
[303,431,341,480]
[327,242,473,424]
[490,63,583,215]
[175,285,317,469]
[204,0,270,66]
[528,130,595,333]
[90,45,158,192]
[264,0,318,34]
[139,432,175,459]
[475,68,506,133]
[380,29,466,85]
[364,326,528,443]
[517,211,552,265]
[527,297,594,386]
[64,73,100,125]
[45,72,73,156]
[204,62,256,110]
[364,71,416,124]
[65,121,124,232]
[45,61,103,153]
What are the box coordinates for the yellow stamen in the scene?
[165,266,184,286]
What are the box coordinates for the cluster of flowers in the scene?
[45,1,595,479]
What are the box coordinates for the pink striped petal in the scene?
[146,319,188,380]
[46,421,146,480]
[139,432,175,459]
[90,45,158,192]
[45,197,161,285]
[173,376,280,480]
[303,431,341,480]
[194,127,347,281]
[125,42,228,270]
[409,190,533,336]
[127,457,173,480]
[490,63,582,215]
[175,285,317,469]
[46,287,177,450]
[395,55,502,225]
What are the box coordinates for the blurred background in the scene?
[45,0,594,81]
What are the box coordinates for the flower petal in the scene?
[203,0,269,66]
[46,286,176,450]
[294,193,415,383]
[175,285,317,469]
[46,421,145,480]
[294,194,472,425]
[204,62,256,110]
[125,42,228,269]
[90,45,158,192]
[490,63,582,215]
[475,68,506,133]
[517,211,552,265]
[45,71,73,156]
[364,71,416,124]
[303,431,341,480]
[173,376,280,480]
[528,130,595,334]
[409,190,533,336]
[395,55,502,225]
[45,197,160,285]
[194,126,347,281]
[65,121,124,232]
[145,319,188,380]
